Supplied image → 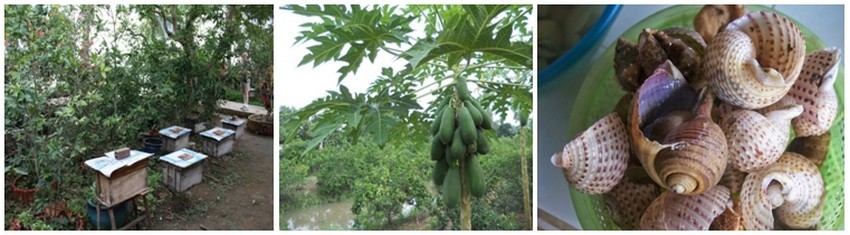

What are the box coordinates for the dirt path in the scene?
[149,130,273,230]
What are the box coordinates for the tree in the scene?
[281,5,532,230]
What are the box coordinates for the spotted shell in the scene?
[640,185,731,230]
[703,11,806,109]
[604,178,660,229]
[551,113,629,195]
[785,48,841,137]
[740,152,824,230]
[720,105,803,172]
[718,165,747,196]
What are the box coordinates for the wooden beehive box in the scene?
[184,114,207,134]
[199,127,235,157]
[160,125,191,152]
[160,148,207,192]
[84,150,153,207]
[220,116,247,140]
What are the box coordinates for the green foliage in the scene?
[5,5,272,228]
[350,141,432,229]
[281,5,532,156]
[280,151,309,203]
[429,133,532,230]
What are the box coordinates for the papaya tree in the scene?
[282,5,532,230]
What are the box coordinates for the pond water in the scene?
[284,199,356,230]
[283,199,420,230]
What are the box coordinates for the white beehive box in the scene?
[159,125,191,152]
[84,150,152,207]
[184,114,206,134]
[199,127,235,157]
[160,148,207,192]
[221,116,247,140]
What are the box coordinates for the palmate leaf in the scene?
[402,5,532,69]
[288,4,415,83]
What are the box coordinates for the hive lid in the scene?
[159,148,207,168]
[84,150,153,177]
[200,127,235,141]
[160,125,191,139]
[221,117,246,126]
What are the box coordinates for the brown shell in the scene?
[605,178,661,229]
[703,11,806,109]
[786,48,841,137]
[640,185,731,230]
[615,38,641,92]
[710,198,745,230]
[552,113,630,195]
[694,5,745,42]
[740,152,824,230]
[630,61,711,195]
[787,132,830,166]
[720,105,802,172]
[655,90,728,195]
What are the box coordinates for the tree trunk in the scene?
[520,127,531,229]
[460,157,472,230]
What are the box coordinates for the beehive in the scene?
[199,127,235,157]
[159,125,191,152]
[160,148,207,192]
[84,150,152,207]
[221,116,247,140]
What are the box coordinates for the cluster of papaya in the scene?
[430,77,494,207]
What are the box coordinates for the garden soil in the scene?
[149,131,273,230]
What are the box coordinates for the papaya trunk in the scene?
[521,128,531,229]
[460,158,472,230]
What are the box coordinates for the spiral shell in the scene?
[654,90,729,195]
[640,185,731,230]
[740,152,824,230]
[786,48,841,137]
[703,11,806,109]
[551,113,629,194]
[721,104,803,172]
[605,178,661,229]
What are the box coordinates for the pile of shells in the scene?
[550,5,841,230]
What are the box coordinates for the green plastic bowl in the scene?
[566,5,844,230]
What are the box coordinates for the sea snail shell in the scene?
[721,104,803,172]
[604,178,660,229]
[551,113,629,194]
[703,11,806,109]
[640,185,731,230]
[740,152,824,230]
[654,89,729,195]
[786,48,841,137]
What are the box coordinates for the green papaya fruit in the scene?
[458,106,477,145]
[443,167,461,207]
[456,76,471,102]
[432,160,449,186]
[466,156,486,197]
[480,108,494,130]
[519,108,529,127]
[438,105,455,144]
[431,136,445,161]
[476,129,490,154]
[445,145,456,165]
[451,129,467,162]
[431,107,444,136]
[465,100,482,126]
[467,143,477,154]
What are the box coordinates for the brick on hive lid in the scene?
[171,127,184,133]
[114,147,131,160]
[213,130,224,136]
[179,153,192,160]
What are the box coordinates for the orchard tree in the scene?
[282,5,532,230]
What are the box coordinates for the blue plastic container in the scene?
[539,5,622,86]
